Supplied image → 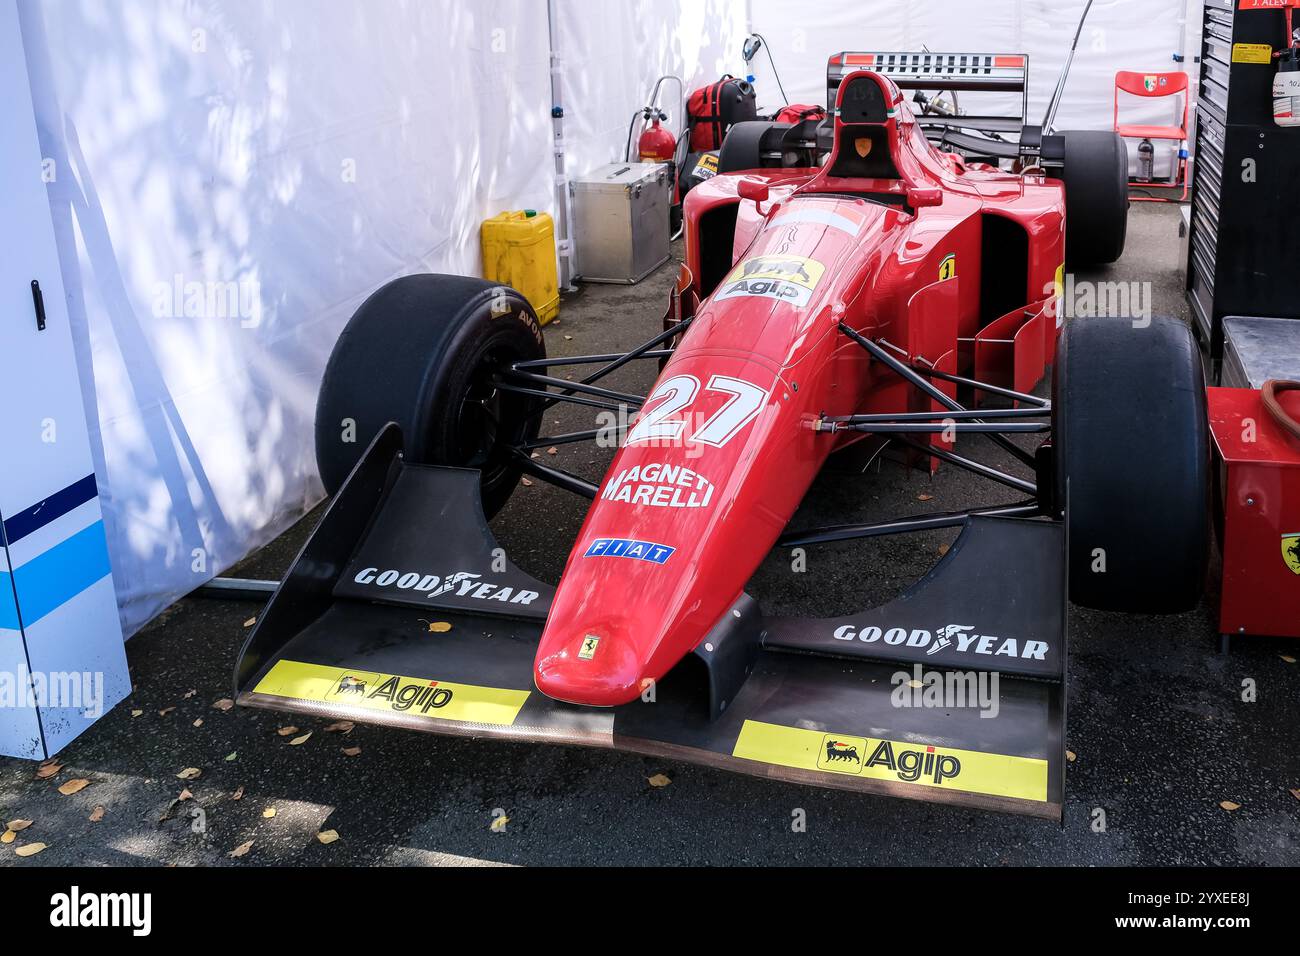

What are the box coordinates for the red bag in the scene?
[687,76,757,151]
[775,104,827,124]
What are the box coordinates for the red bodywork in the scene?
[535,72,1067,706]
[1209,387,1300,640]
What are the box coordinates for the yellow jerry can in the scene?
[481,210,560,325]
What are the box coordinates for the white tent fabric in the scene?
[747,0,1196,175]
[555,0,750,179]
[18,0,554,637]
[14,0,749,637]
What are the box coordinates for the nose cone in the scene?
[534,623,650,707]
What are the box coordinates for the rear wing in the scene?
[827,52,1030,125]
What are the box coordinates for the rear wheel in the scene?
[315,275,545,517]
[1053,316,1209,613]
[1060,130,1129,267]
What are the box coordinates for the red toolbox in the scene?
[1208,383,1300,642]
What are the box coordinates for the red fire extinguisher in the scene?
[637,108,677,163]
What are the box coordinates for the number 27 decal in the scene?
[626,375,769,448]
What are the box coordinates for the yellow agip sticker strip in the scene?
[254,660,530,727]
[732,720,1049,803]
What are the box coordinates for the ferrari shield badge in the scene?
[855,137,873,158]
[1283,534,1300,576]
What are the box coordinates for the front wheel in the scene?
[1053,316,1209,613]
[314,275,546,518]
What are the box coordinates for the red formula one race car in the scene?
[234,64,1210,820]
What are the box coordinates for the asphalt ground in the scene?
[2,203,1297,867]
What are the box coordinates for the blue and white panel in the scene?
[1,476,130,757]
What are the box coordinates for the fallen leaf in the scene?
[529,452,541,460]
[289,732,312,746]
[0,831,14,845]
[276,726,300,737]
[14,843,47,858]
[225,752,238,762]
[231,786,245,801]
[317,830,340,845]
[176,768,202,781]
[183,689,197,700]
[1220,800,1241,812]
[1281,655,1297,664]
[58,779,90,796]
[178,789,193,802]
[228,840,254,859]
[88,806,105,823]
[243,617,257,628]
[342,746,362,758]
[648,774,672,788]
[547,447,558,456]
[35,763,63,780]
[490,815,509,833]
[6,820,33,832]
[1289,788,1300,801]
[917,494,934,502]
[1067,751,1077,763]
[131,710,144,718]
[212,699,235,712]
[521,478,534,488]
[158,707,176,717]
[192,718,204,728]
[324,721,354,734]
[427,622,452,634]
[262,807,277,819]
[938,543,952,557]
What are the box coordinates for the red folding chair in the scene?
[1114,70,1190,202]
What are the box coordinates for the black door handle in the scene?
[31,279,46,331]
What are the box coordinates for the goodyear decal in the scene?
[717,255,826,308]
[1283,534,1300,576]
[253,660,529,726]
[732,720,1049,803]
[938,254,957,282]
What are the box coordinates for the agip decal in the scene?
[716,255,826,308]
[253,660,530,726]
[732,720,1049,802]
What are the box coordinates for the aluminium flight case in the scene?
[573,162,672,284]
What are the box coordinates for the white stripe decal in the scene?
[773,209,862,236]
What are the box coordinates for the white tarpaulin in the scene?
[748,0,1196,175]
[17,0,558,635]
[555,0,751,178]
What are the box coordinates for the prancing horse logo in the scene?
[1283,534,1300,576]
